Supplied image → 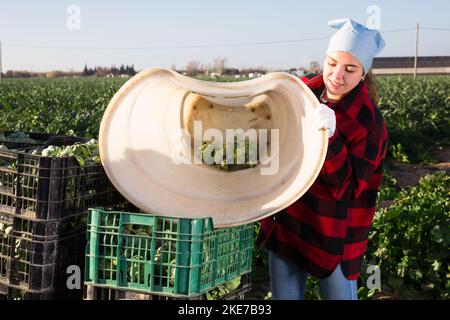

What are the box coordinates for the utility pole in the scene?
[0,41,2,82]
[413,23,419,79]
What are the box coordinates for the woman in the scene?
[256,18,389,300]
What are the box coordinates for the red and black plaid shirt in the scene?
[256,74,388,280]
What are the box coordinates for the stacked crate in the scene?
[0,132,124,300]
[84,207,254,300]
[83,272,252,300]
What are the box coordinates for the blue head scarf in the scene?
[326,18,386,74]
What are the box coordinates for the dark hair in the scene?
[364,69,378,104]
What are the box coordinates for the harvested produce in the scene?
[0,133,101,167]
[198,138,259,171]
[206,276,242,300]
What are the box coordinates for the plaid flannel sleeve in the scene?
[316,116,388,201]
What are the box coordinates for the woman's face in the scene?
[322,51,364,100]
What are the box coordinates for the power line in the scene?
[2,26,449,51]
[0,37,339,50]
[382,27,416,33]
[421,27,450,31]
[2,37,331,51]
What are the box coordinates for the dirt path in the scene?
[389,147,450,188]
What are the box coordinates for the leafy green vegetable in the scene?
[0,77,125,138]
[39,139,100,166]
[364,172,450,299]
[198,138,259,171]
[206,276,241,300]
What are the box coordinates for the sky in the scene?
[0,0,449,72]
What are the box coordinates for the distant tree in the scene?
[110,65,119,75]
[82,64,95,76]
[125,64,136,76]
[83,64,89,76]
[213,57,227,75]
[11,71,32,78]
[94,66,110,77]
[185,61,201,76]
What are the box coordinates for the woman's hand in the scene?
[313,104,336,138]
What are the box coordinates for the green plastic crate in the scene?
[84,207,253,297]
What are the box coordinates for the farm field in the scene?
[1,75,448,164]
[0,74,449,300]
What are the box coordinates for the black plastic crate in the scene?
[0,222,86,297]
[0,132,125,300]
[0,206,128,299]
[0,205,91,298]
[0,211,87,240]
[0,282,82,300]
[0,131,86,150]
[0,147,124,220]
[83,272,252,300]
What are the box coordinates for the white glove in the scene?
[313,103,336,138]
